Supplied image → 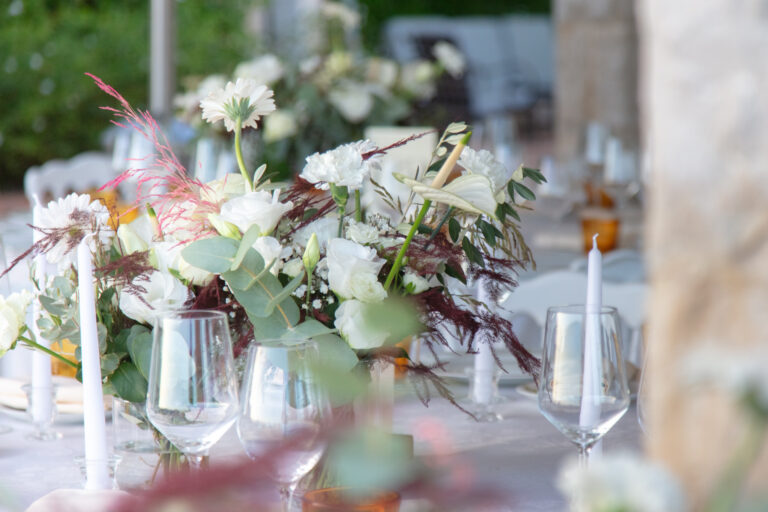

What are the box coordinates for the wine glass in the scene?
[146,310,239,469]
[538,305,630,466]
[237,340,330,510]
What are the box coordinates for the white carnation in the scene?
[219,191,293,235]
[301,140,380,191]
[334,299,388,350]
[119,271,190,326]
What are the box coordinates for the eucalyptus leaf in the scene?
[181,237,239,273]
[101,353,121,377]
[109,362,147,403]
[127,327,153,380]
[231,224,263,271]
[38,295,66,317]
[264,271,305,316]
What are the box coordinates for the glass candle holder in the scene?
[22,383,62,441]
[302,488,401,512]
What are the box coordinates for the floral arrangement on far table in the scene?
[175,1,466,180]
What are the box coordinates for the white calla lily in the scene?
[395,173,498,218]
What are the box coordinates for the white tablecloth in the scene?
[0,384,642,511]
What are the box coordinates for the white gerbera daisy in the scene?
[300,140,380,191]
[200,78,276,132]
[34,193,112,268]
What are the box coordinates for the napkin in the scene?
[0,377,85,415]
[25,489,129,512]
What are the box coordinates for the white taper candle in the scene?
[581,234,603,458]
[473,281,495,405]
[77,238,110,489]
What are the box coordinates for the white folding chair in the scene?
[23,151,114,203]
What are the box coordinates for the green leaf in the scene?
[445,121,467,134]
[181,237,239,273]
[101,353,121,377]
[286,319,337,339]
[444,263,466,284]
[264,271,305,316]
[127,328,153,380]
[522,166,546,184]
[109,362,147,403]
[462,238,485,268]
[477,219,503,248]
[231,224,263,271]
[448,217,461,242]
[39,295,66,317]
[249,310,294,339]
[223,248,266,290]
[511,181,536,201]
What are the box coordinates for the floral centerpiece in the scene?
[175,1,465,180]
[1,70,542,474]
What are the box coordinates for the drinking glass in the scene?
[146,310,239,469]
[538,305,630,465]
[238,340,330,511]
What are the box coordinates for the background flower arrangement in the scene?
[175,2,466,182]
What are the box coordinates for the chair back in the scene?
[24,151,114,202]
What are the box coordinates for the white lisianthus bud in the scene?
[303,233,320,274]
[403,272,430,295]
[334,299,388,350]
[117,214,153,253]
[208,213,242,240]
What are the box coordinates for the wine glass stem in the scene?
[578,444,591,468]
[280,484,296,512]
[187,454,204,471]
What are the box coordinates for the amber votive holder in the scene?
[302,488,401,512]
[581,208,620,253]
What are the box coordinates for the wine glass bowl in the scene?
[146,310,239,468]
[238,339,330,509]
[537,305,630,463]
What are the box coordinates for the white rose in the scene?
[334,299,388,350]
[348,272,387,303]
[119,271,190,326]
[219,191,293,236]
[282,258,304,278]
[403,272,430,294]
[264,110,298,143]
[328,82,373,123]
[252,236,283,275]
[150,239,183,273]
[294,217,339,250]
[366,58,398,89]
[326,238,385,300]
[345,220,379,245]
[0,291,31,356]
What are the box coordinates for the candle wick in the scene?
[592,233,599,250]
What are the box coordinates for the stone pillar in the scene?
[640,0,768,507]
[554,0,639,165]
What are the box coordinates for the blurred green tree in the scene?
[0,0,252,190]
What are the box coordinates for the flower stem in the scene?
[426,206,455,246]
[233,122,253,192]
[355,189,363,223]
[18,336,78,368]
[337,206,345,237]
[384,199,431,291]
